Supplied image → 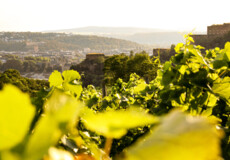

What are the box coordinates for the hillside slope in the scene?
[49,26,186,47]
[0,32,143,52]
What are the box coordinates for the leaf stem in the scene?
[104,138,113,157]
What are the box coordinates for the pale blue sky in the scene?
[0,0,230,32]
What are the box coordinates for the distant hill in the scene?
[0,32,143,52]
[47,26,187,47]
[47,26,171,35]
[111,32,185,46]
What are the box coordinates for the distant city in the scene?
[0,32,149,79]
[0,23,230,80]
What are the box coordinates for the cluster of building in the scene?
[0,50,82,69]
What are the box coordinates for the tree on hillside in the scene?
[127,52,157,83]
[104,52,158,85]
[0,69,49,95]
[104,54,129,84]
[2,59,23,72]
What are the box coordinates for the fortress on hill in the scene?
[192,23,230,42]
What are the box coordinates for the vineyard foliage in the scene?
[0,35,230,160]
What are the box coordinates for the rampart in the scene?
[192,23,230,43]
[208,23,230,36]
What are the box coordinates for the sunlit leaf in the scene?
[123,111,222,160]
[44,91,83,125]
[48,70,63,88]
[133,81,147,94]
[201,108,212,116]
[196,45,205,50]
[212,77,230,102]
[0,85,35,150]
[81,107,158,138]
[48,70,83,98]
[205,93,218,107]
[224,42,230,61]
[188,62,200,73]
[208,73,219,81]
[178,65,187,75]
[24,116,61,160]
[190,48,208,66]
[175,43,184,53]
[187,36,194,43]
[24,91,82,160]
[63,82,83,98]
[62,70,81,82]
[62,70,82,97]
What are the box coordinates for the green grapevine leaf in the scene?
[48,70,63,88]
[81,107,158,139]
[212,77,230,102]
[48,70,83,98]
[190,48,208,66]
[62,70,81,82]
[24,91,82,160]
[163,61,171,72]
[174,43,184,53]
[224,42,230,61]
[178,65,187,75]
[133,80,147,94]
[62,70,82,97]
[24,116,61,160]
[0,85,35,150]
[161,69,176,86]
[44,91,83,125]
[123,111,222,160]
[63,83,83,98]
[205,93,218,107]
[188,62,200,73]
[213,60,228,69]
[196,45,205,50]
[187,36,194,43]
[201,108,213,117]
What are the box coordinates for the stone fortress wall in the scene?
[208,23,230,36]
[192,23,230,43]
[85,53,105,60]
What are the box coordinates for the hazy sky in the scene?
[0,0,230,32]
